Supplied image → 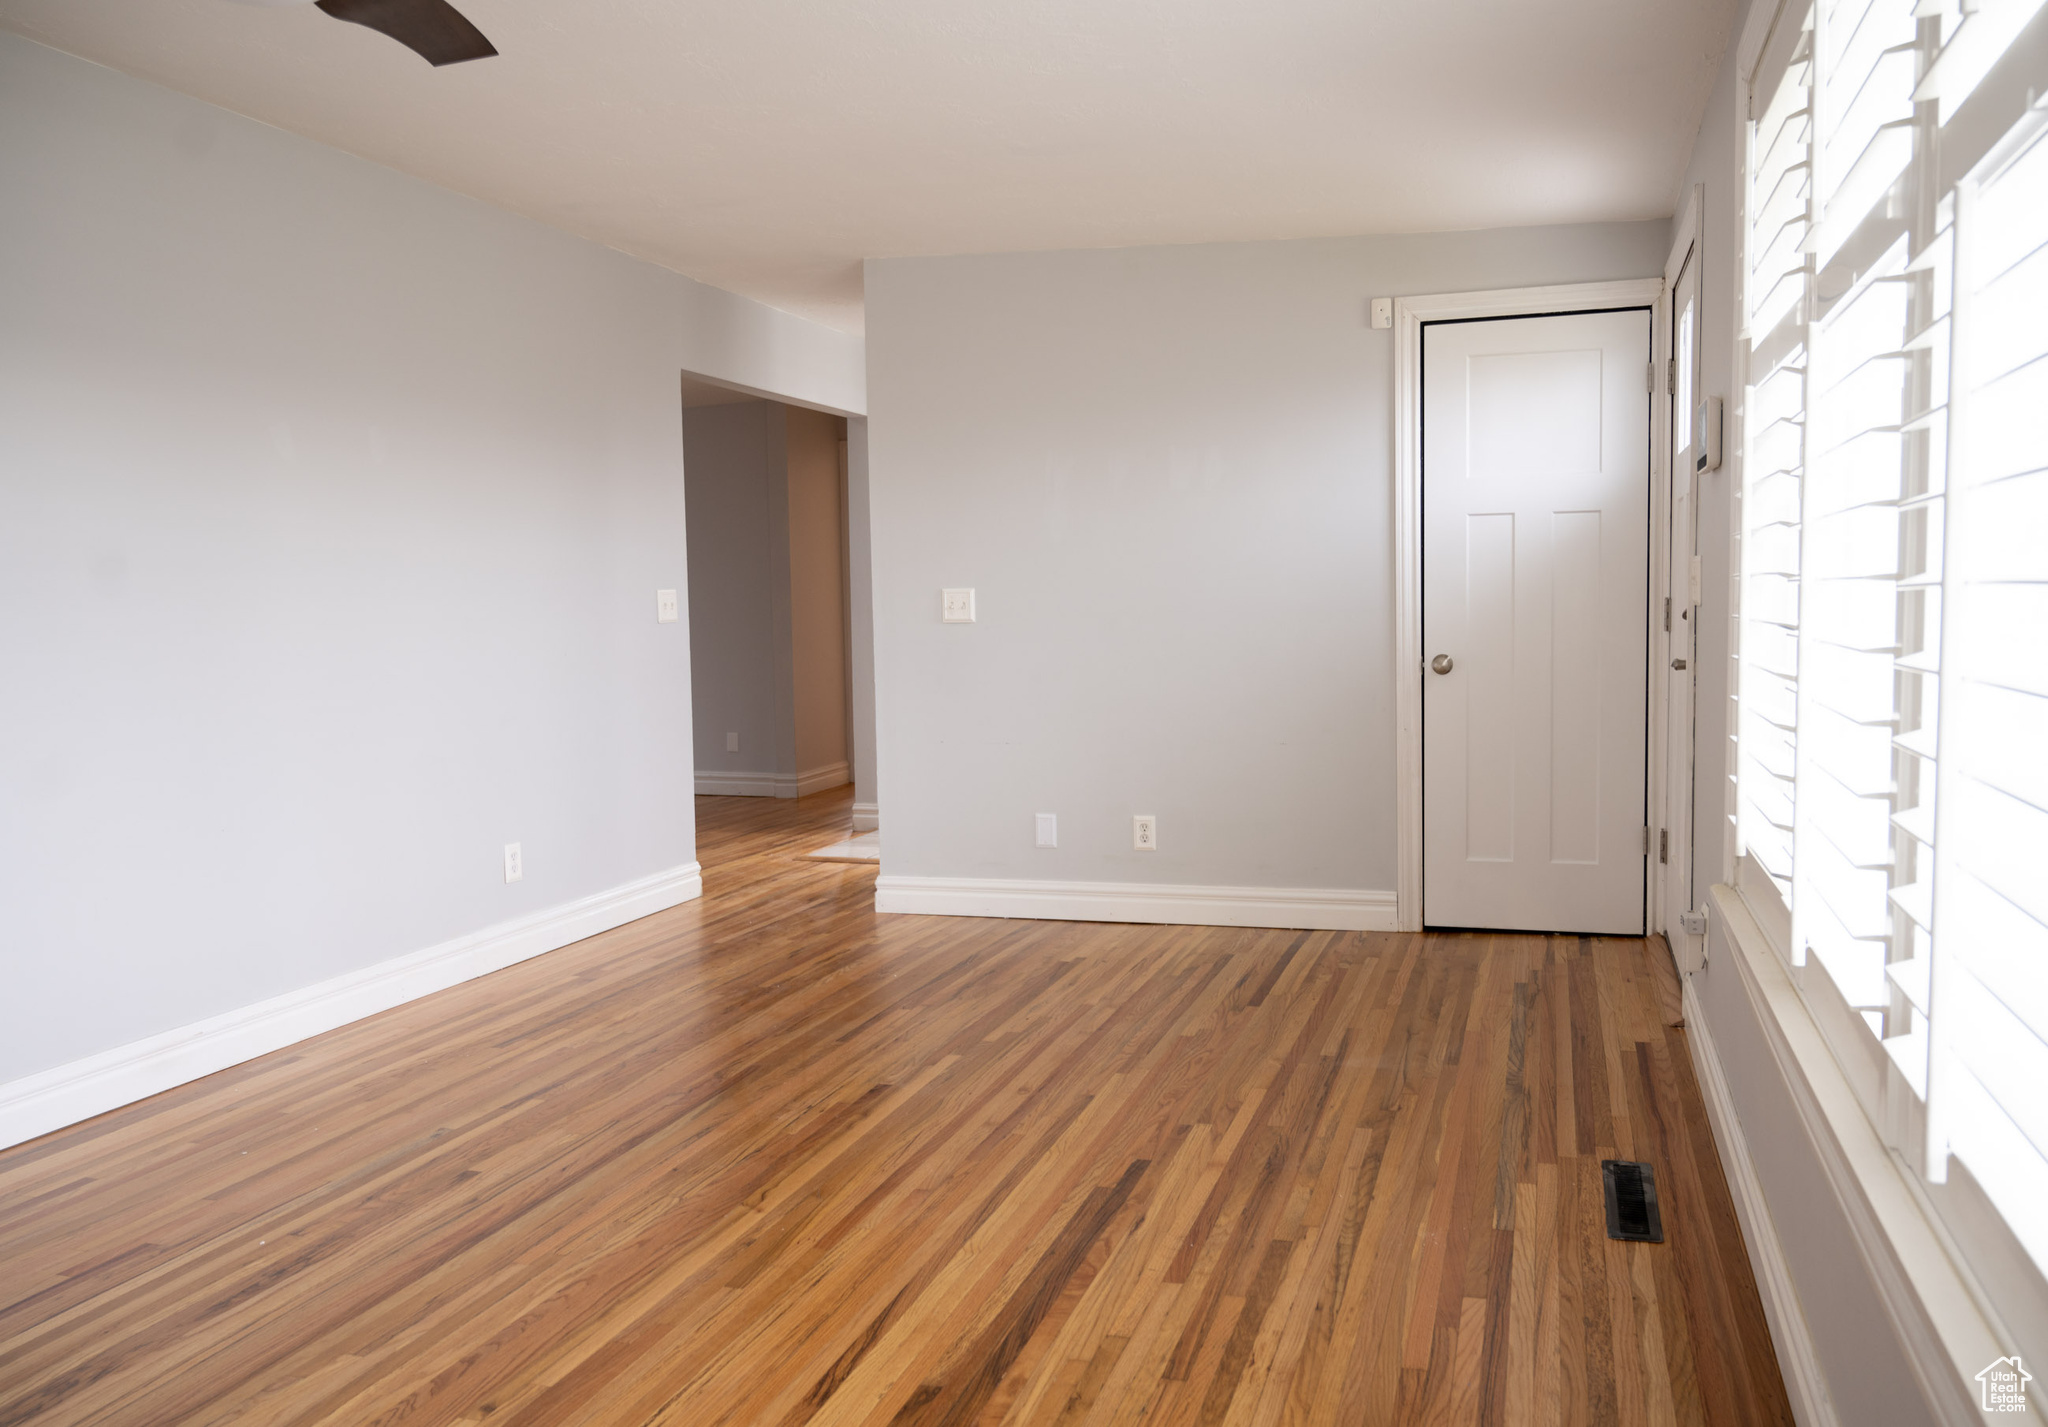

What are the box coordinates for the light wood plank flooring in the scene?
[0,790,1793,1426]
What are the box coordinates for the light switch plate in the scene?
[656,589,679,623]
[1133,815,1157,851]
[1035,813,1057,848]
[1370,297,1393,329]
[942,588,976,623]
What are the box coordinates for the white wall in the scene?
[684,401,792,782]
[0,33,861,1094]
[864,222,1668,902]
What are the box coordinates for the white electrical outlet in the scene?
[726,731,740,752]
[504,842,523,883]
[656,589,679,623]
[941,588,976,623]
[1035,813,1057,848]
[1133,815,1157,851]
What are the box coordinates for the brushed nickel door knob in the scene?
[1431,654,1454,675]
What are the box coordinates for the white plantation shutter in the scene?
[1925,113,2048,1272]
[1739,10,1812,906]
[1780,0,1925,1030]
[1736,0,2048,1300]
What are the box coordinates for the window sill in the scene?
[1693,884,2022,1425]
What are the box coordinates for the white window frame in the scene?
[1722,0,2048,1413]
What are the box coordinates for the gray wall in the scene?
[864,222,1669,889]
[0,34,860,1085]
[684,401,793,779]
[684,401,854,791]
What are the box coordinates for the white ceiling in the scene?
[0,0,1736,333]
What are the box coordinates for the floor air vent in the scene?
[1601,1159,1664,1243]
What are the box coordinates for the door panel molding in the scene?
[1392,278,1667,932]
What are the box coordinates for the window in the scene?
[1733,0,2048,1345]
[1928,107,2048,1271]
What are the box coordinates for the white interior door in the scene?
[1422,309,1652,933]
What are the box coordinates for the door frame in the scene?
[1391,276,1670,932]
[1657,188,1705,960]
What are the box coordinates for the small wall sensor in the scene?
[1695,396,1723,473]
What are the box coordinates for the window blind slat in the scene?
[1948,1063,2048,1272]
[1949,963,2048,1164]
[1949,869,2048,1038]
[1751,3,1816,128]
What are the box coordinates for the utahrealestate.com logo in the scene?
[1979,1357,2033,1414]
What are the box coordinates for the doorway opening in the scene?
[680,375,874,857]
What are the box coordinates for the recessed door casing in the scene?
[1422,309,1651,934]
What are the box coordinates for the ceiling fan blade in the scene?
[313,0,497,65]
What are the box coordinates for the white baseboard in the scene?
[795,761,851,797]
[873,875,1398,931]
[850,802,879,833]
[1681,973,1839,1427]
[695,770,785,797]
[0,861,702,1152]
[695,763,849,799]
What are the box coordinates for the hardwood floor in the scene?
[0,791,1793,1426]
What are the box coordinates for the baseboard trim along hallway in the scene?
[695,762,850,799]
[0,861,703,1151]
[1682,974,1839,1427]
[873,874,1398,930]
